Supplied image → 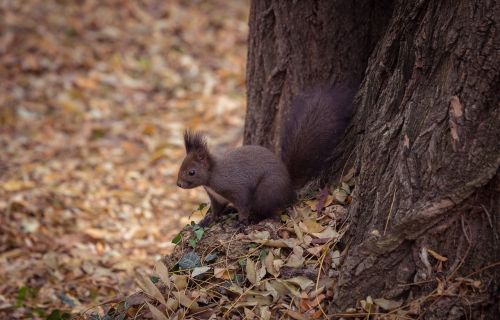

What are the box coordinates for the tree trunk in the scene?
[244,0,499,317]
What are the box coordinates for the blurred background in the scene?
[0,0,249,317]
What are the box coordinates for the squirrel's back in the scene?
[210,145,294,217]
[214,145,289,183]
[281,85,355,188]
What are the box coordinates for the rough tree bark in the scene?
[244,0,499,317]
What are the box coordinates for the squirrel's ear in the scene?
[184,130,207,154]
[184,130,212,166]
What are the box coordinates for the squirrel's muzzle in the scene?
[176,179,193,189]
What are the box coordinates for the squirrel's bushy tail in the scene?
[280,85,355,188]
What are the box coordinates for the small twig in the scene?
[222,283,256,317]
[397,279,436,287]
[338,147,355,185]
[383,188,397,236]
[133,303,146,320]
[462,260,500,278]
[81,294,125,316]
[461,214,471,244]
[446,231,472,282]
[480,204,498,240]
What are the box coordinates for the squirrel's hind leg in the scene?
[252,175,294,220]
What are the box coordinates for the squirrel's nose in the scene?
[176,181,182,188]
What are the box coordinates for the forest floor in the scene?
[0,0,248,318]
[2,1,492,319]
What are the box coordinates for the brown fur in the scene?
[184,130,207,154]
[177,85,355,225]
[281,85,355,188]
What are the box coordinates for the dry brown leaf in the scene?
[373,297,403,310]
[248,230,271,241]
[285,309,308,320]
[146,302,169,320]
[2,179,35,191]
[244,307,257,319]
[191,266,211,277]
[246,258,257,284]
[300,219,324,233]
[285,253,305,268]
[293,222,304,243]
[308,286,325,299]
[266,280,288,301]
[166,298,179,311]
[426,248,448,262]
[214,267,235,280]
[171,275,188,290]
[136,274,166,306]
[311,226,339,239]
[257,262,267,283]
[305,199,320,211]
[286,277,314,291]
[264,251,279,277]
[332,188,348,204]
[253,238,298,248]
[307,245,325,257]
[360,296,375,313]
[173,291,199,309]
[273,258,284,272]
[154,261,172,289]
[260,306,271,320]
[331,250,341,267]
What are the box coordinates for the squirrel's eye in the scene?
[188,169,196,176]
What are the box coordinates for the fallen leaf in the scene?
[331,250,341,267]
[311,226,339,239]
[332,188,348,204]
[293,222,304,243]
[253,238,299,248]
[246,258,257,284]
[136,274,166,306]
[173,291,199,309]
[360,296,374,313]
[248,230,270,241]
[286,277,314,291]
[171,275,188,290]
[373,297,403,310]
[260,306,271,320]
[2,179,35,191]
[214,267,235,280]
[307,245,325,257]
[264,251,279,277]
[146,302,168,320]
[285,310,308,320]
[192,266,211,277]
[300,219,324,233]
[154,261,172,289]
[244,307,257,319]
[285,253,305,268]
[426,248,448,262]
[166,298,179,311]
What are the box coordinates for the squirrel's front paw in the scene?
[198,214,215,227]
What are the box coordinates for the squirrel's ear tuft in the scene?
[184,130,208,153]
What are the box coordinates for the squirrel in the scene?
[176,85,355,226]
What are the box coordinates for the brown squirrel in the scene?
[176,85,355,226]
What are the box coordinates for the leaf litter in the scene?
[97,185,355,319]
[98,178,491,319]
[0,0,248,318]
[1,1,491,319]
